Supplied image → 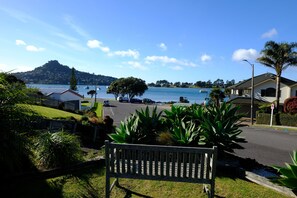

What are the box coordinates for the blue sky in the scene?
[0,0,297,84]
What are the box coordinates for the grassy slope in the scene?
[26,105,82,120]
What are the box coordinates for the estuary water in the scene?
[27,84,212,104]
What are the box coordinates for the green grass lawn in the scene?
[95,102,103,118]
[9,167,291,198]
[25,104,82,120]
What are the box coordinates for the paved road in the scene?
[234,126,297,166]
[101,99,297,167]
[101,99,170,126]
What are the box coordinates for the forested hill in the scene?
[13,60,117,85]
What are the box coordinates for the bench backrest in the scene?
[105,141,217,184]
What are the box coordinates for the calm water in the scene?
[27,84,212,104]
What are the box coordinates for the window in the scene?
[261,87,277,97]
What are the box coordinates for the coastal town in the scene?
[1,1,297,197]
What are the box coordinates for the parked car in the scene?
[130,98,142,103]
[117,96,129,102]
[142,98,155,104]
[103,100,110,106]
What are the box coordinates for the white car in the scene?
[117,96,129,102]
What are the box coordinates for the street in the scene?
[234,126,297,166]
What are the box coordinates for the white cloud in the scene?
[87,39,110,52]
[200,54,212,62]
[126,61,148,70]
[26,45,45,52]
[16,39,26,45]
[171,66,183,71]
[232,49,259,61]
[64,15,90,39]
[145,56,178,64]
[110,49,140,59]
[15,39,45,52]
[145,55,196,67]
[158,43,167,51]
[53,32,78,42]
[261,28,278,38]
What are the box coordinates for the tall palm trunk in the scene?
[275,74,281,112]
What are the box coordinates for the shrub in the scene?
[34,131,83,169]
[271,150,297,191]
[256,112,297,126]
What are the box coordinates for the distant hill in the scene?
[13,60,117,85]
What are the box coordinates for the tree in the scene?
[257,41,297,112]
[87,90,96,98]
[213,79,224,88]
[107,77,148,100]
[0,73,37,175]
[107,79,122,99]
[69,67,77,91]
[209,88,225,107]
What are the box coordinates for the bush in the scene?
[34,131,83,169]
[256,112,297,126]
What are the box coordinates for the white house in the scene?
[229,73,297,104]
[40,88,84,111]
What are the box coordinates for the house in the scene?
[228,73,297,115]
[40,88,84,111]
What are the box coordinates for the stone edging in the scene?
[245,171,296,198]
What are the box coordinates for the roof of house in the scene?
[40,88,84,98]
[227,97,268,104]
[228,73,297,89]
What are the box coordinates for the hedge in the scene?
[256,112,297,127]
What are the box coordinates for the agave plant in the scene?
[198,102,246,153]
[271,150,297,190]
[170,119,199,146]
[134,106,164,144]
[109,115,138,143]
[163,105,187,124]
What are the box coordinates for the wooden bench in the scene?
[105,140,217,198]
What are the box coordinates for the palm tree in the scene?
[209,88,225,107]
[257,41,297,112]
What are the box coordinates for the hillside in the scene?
[13,60,117,85]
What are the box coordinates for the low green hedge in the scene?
[256,112,297,126]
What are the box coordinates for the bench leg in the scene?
[105,175,110,198]
[203,184,215,198]
[106,177,119,198]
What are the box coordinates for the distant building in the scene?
[40,88,84,111]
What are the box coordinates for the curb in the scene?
[245,171,296,198]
